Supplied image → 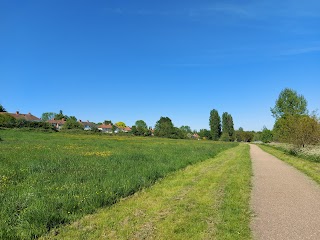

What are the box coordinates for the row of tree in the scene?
[209,110,235,141]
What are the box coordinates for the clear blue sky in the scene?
[1,0,320,131]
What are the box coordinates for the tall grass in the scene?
[0,129,237,239]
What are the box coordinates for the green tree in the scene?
[198,129,211,140]
[180,125,192,134]
[41,112,56,121]
[271,88,308,119]
[0,104,6,112]
[260,127,273,143]
[134,120,148,136]
[221,112,234,141]
[55,110,68,120]
[62,118,83,130]
[154,117,175,138]
[273,115,320,147]
[0,113,16,127]
[209,109,221,141]
[104,120,112,125]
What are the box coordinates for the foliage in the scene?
[0,113,16,127]
[0,104,6,112]
[41,112,56,121]
[273,115,320,147]
[209,109,221,141]
[260,126,273,143]
[253,131,262,142]
[198,129,211,140]
[132,120,148,136]
[271,88,308,119]
[104,120,112,125]
[180,125,192,134]
[55,110,68,120]
[0,130,237,239]
[235,128,254,142]
[115,122,126,129]
[220,132,231,142]
[62,118,83,130]
[221,112,235,141]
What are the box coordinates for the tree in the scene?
[0,113,16,127]
[135,120,148,129]
[260,127,273,143]
[0,104,6,112]
[115,122,126,129]
[154,117,175,138]
[209,109,221,140]
[62,118,83,130]
[271,88,308,119]
[41,112,56,121]
[273,115,320,147]
[134,120,148,136]
[55,110,68,120]
[198,129,211,140]
[104,120,112,125]
[180,125,192,134]
[221,112,235,141]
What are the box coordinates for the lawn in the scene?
[42,144,252,240]
[0,129,238,239]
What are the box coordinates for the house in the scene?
[47,118,66,131]
[192,133,200,140]
[0,111,41,122]
[98,124,113,133]
[79,120,96,131]
[123,126,132,133]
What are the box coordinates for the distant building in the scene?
[47,118,66,131]
[98,124,113,133]
[0,111,41,122]
[79,120,96,131]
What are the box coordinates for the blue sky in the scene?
[1,0,320,131]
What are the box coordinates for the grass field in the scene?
[0,129,238,239]
[259,144,320,185]
[42,144,252,240]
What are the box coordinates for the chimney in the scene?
[28,112,31,115]
[16,111,19,114]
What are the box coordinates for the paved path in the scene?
[250,144,320,240]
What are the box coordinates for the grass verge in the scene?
[259,145,320,185]
[43,144,252,240]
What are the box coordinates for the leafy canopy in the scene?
[271,88,308,119]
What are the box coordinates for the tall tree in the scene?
[221,112,235,141]
[55,110,68,120]
[134,120,148,136]
[41,112,56,121]
[180,125,192,133]
[209,109,221,140]
[0,104,6,112]
[271,88,308,119]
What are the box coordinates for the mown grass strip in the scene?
[43,144,252,240]
[259,145,320,185]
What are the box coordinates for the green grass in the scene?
[42,144,252,240]
[259,144,320,184]
[0,129,237,239]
